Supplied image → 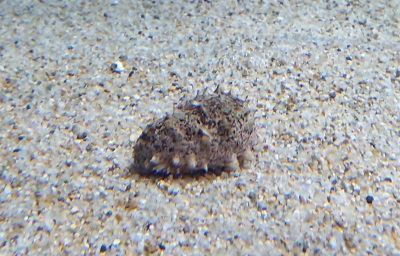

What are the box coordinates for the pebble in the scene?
[366,195,374,204]
[110,61,125,73]
[329,91,336,99]
[256,201,268,211]
[113,239,121,246]
[247,191,256,200]
[71,206,79,214]
[71,125,79,134]
[86,143,93,151]
[100,244,107,253]
[77,132,88,140]
[167,186,180,195]
[158,242,166,250]
[3,184,11,196]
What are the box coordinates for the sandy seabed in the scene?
[0,0,399,255]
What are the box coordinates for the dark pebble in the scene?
[384,177,392,182]
[106,210,113,217]
[18,135,25,140]
[77,132,88,140]
[13,148,21,152]
[158,242,166,250]
[119,55,127,61]
[247,191,256,200]
[100,244,107,253]
[329,91,336,99]
[366,195,374,204]
[86,143,93,151]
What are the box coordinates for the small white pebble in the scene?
[76,212,84,219]
[157,180,169,190]
[71,206,79,214]
[113,239,121,246]
[110,61,124,73]
[3,184,11,196]
[329,236,337,249]
[168,186,180,195]
[352,183,361,194]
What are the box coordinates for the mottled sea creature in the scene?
[133,86,256,176]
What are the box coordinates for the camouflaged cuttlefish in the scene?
[133,86,256,176]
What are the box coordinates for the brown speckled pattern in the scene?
[133,87,256,175]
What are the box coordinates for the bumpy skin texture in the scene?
[133,87,256,176]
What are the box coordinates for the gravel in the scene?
[0,0,399,255]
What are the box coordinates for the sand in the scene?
[0,0,399,254]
